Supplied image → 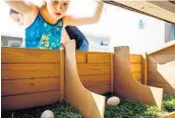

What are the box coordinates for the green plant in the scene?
[105,99,165,118]
[2,102,82,118]
[162,94,175,112]
[103,92,175,118]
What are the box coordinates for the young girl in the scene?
[9,8,89,50]
[6,0,103,50]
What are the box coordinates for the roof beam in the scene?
[104,0,175,24]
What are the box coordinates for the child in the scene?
[9,8,89,50]
[6,0,103,50]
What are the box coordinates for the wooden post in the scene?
[60,47,65,101]
[110,53,114,93]
[143,53,148,85]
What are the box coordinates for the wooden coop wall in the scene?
[148,45,175,94]
[1,47,63,110]
[76,51,113,94]
[76,52,143,94]
[129,54,143,83]
[1,47,143,110]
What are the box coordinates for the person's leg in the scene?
[65,26,89,51]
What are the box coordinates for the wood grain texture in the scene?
[147,43,175,94]
[1,47,62,110]
[2,77,60,96]
[132,72,142,82]
[143,53,148,85]
[110,53,114,92]
[76,51,87,63]
[87,85,111,94]
[148,40,175,55]
[113,46,163,109]
[106,1,175,23]
[64,40,106,118]
[60,48,65,101]
[80,75,111,87]
[2,47,60,63]
[77,63,111,75]
[87,53,111,63]
[2,91,60,110]
[1,46,145,113]
[2,64,60,79]
[148,54,175,64]
[148,1,175,13]
[130,54,142,63]
[130,63,142,72]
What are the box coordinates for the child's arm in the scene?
[63,0,104,26]
[5,1,33,15]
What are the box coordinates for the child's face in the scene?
[46,0,70,20]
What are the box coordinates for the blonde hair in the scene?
[25,0,46,7]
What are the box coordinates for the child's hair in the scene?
[9,9,19,15]
[28,0,45,7]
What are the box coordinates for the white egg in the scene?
[107,96,120,106]
[41,110,54,118]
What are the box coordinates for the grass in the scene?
[162,94,175,112]
[104,92,175,118]
[105,98,165,118]
[2,93,175,118]
[2,102,81,118]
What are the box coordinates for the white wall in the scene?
[85,35,110,52]
[108,5,166,54]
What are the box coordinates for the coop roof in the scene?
[104,0,175,24]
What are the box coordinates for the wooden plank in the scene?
[143,53,148,85]
[80,75,111,87]
[114,46,163,109]
[148,1,175,13]
[2,77,60,96]
[148,72,175,84]
[132,72,142,82]
[76,51,87,63]
[130,54,142,63]
[147,42,175,94]
[148,63,175,73]
[60,49,64,101]
[87,53,111,63]
[2,64,61,79]
[110,53,114,92]
[2,91,60,110]
[148,83,175,88]
[148,70,175,94]
[149,43,175,55]
[130,63,142,72]
[79,73,141,86]
[64,40,106,118]
[109,1,175,23]
[1,47,60,63]
[148,55,175,64]
[77,63,111,75]
[148,83,175,94]
[87,85,111,94]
